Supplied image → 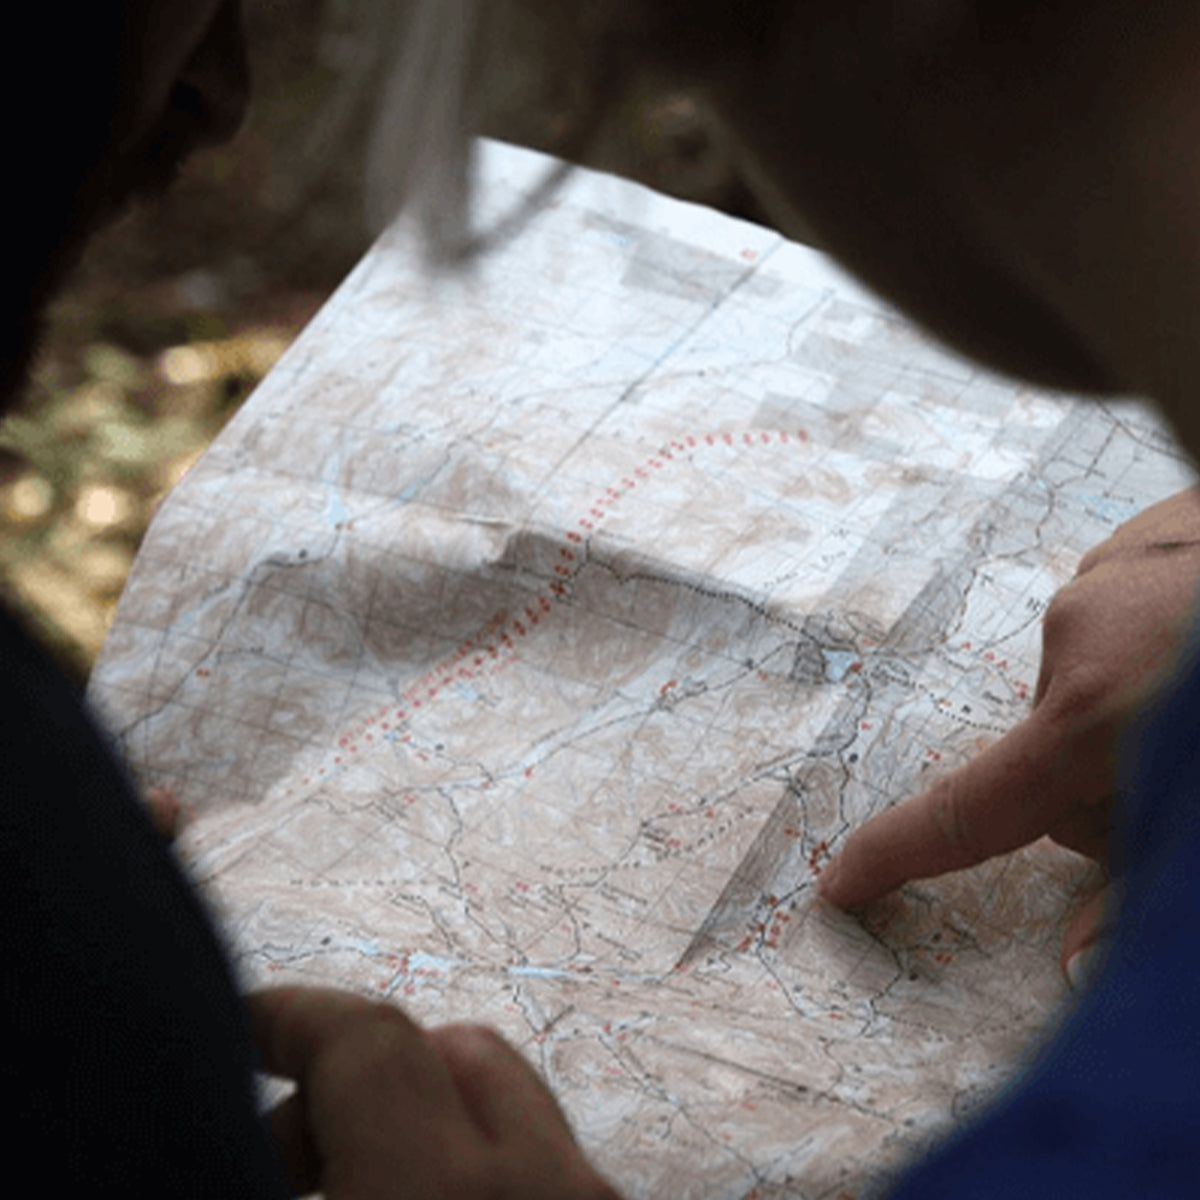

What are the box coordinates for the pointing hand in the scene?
[818,488,1200,979]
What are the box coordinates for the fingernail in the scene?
[1065,943,1099,991]
[816,858,841,902]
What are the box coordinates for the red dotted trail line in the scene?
[277,428,813,791]
[734,891,795,955]
[188,423,1040,813]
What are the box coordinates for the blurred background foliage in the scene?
[0,0,765,685]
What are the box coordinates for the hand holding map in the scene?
[251,986,621,1200]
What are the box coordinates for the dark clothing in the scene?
[890,641,1200,1196]
[1,605,287,1196]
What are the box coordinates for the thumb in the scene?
[1062,884,1118,989]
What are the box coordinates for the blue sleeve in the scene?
[0,606,289,1197]
[886,650,1200,1198]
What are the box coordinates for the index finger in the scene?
[247,985,462,1119]
[247,986,389,1081]
[247,987,475,1194]
[816,702,1111,909]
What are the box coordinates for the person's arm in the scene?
[0,603,289,1197]
[819,487,1200,973]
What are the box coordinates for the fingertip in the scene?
[246,985,409,1085]
[1060,885,1114,987]
[1064,943,1100,990]
[144,784,185,841]
[816,876,885,913]
[814,856,848,907]
[815,838,898,911]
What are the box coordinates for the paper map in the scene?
[90,141,1195,1198]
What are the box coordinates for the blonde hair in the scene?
[364,0,485,261]
[363,1,778,265]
